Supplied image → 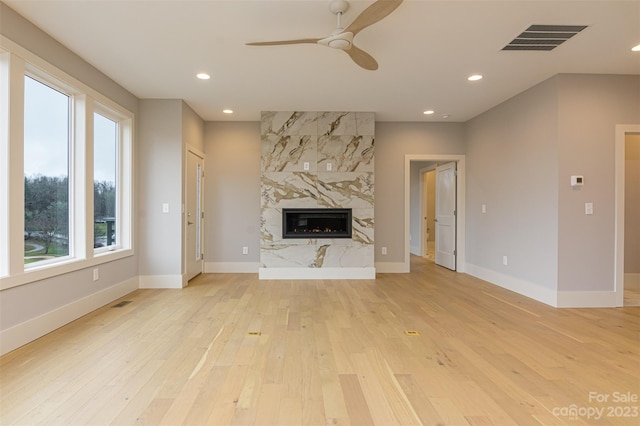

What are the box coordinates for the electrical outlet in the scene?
[482,204,487,213]
[502,256,508,266]
[303,162,309,171]
[326,163,333,171]
[93,268,99,281]
[242,246,248,255]
[162,203,169,213]
[382,247,387,255]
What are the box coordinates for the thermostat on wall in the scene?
[571,175,584,187]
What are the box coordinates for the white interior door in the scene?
[186,149,204,281]
[435,162,456,270]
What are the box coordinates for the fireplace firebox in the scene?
[282,208,352,239]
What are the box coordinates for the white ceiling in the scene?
[5,0,639,122]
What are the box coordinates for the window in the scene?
[23,76,71,265]
[93,112,117,251]
[0,39,134,290]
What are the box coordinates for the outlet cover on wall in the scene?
[242,246,249,255]
[381,247,388,255]
[93,268,99,281]
[502,256,508,266]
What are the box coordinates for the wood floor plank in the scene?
[1,257,638,425]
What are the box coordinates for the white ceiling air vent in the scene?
[502,24,588,51]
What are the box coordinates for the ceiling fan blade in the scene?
[345,44,378,70]
[246,38,320,46]
[344,0,403,36]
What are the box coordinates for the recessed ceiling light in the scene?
[468,74,483,81]
[423,110,435,115]
[223,109,233,114]
[196,73,211,80]
[441,114,450,119]
[632,44,640,52]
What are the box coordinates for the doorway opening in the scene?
[405,154,465,273]
[615,125,640,307]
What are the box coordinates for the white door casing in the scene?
[435,162,456,270]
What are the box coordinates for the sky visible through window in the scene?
[24,76,116,183]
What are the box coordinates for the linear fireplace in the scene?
[282,208,352,239]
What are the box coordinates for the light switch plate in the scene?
[585,203,593,215]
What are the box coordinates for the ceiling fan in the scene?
[246,0,403,71]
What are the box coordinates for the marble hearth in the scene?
[259,111,375,279]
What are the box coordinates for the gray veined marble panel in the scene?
[318,112,356,136]
[261,172,318,208]
[355,112,375,136]
[261,111,318,136]
[260,207,281,244]
[262,134,317,172]
[352,208,374,245]
[260,243,373,268]
[322,244,374,268]
[317,112,375,136]
[317,172,374,209]
[318,135,374,172]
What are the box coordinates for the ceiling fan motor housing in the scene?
[329,0,350,15]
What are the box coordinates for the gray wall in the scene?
[0,2,139,330]
[557,74,640,291]
[204,121,262,264]
[626,134,640,273]
[0,2,137,113]
[465,77,560,292]
[374,122,466,263]
[465,74,640,297]
[138,100,183,277]
[201,121,466,267]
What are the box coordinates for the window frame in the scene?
[0,36,134,290]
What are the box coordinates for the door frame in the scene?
[405,154,466,272]
[184,145,206,282]
[614,124,640,306]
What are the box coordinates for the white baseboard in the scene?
[465,263,557,307]
[556,291,617,308]
[138,275,184,289]
[204,262,260,273]
[375,262,410,273]
[0,277,138,356]
[259,267,375,280]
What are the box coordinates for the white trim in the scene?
[375,262,409,273]
[139,274,184,289]
[556,291,617,308]
[465,263,557,307]
[259,267,375,280]
[205,262,259,273]
[614,125,640,307]
[405,155,466,273]
[0,276,138,356]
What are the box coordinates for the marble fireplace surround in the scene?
[259,111,375,280]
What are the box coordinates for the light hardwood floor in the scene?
[1,257,639,425]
